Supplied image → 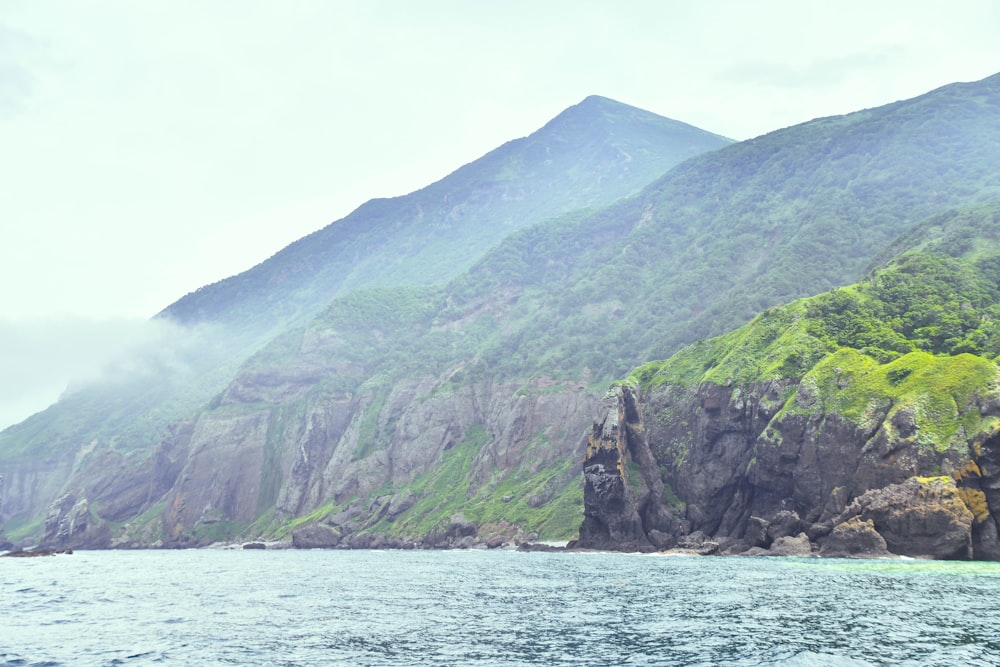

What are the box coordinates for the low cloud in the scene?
[0,316,201,430]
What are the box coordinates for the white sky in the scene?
[1,0,998,429]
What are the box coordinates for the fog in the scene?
[0,316,199,430]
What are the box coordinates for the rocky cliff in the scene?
[1,96,728,547]
[34,369,597,550]
[577,248,1000,560]
[577,375,1000,559]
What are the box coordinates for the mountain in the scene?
[579,201,1000,559]
[162,95,733,332]
[7,73,1000,552]
[0,97,730,542]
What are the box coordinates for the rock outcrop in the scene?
[291,523,342,549]
[40,493,110,550]
[819,517,890,558]
[577,377,1000,560]
[830,476,974,559]
[576,390,652,551]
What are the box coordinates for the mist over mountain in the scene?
[0,317,190,430]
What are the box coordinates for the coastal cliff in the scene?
[578,374,1000,559]
[35,372,597,550]
[578,248,1000,559]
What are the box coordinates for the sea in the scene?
[1,548,999,666]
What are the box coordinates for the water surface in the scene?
[2,549,999,665]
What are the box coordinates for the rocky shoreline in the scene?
[1,548,73,558]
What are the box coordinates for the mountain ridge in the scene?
[161,95,732,332]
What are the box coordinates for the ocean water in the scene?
[1,549,999,666]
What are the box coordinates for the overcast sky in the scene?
[1,0,998,429]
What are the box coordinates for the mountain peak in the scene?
[578,93,626,107]
[547,94,656,123]
[540,94,733,144]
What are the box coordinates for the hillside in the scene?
[0,97,728,540]
[580,201,1000,559]
[7,73,1000,551]
[162,95,733,332]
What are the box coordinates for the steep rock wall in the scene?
[579,378,1000,560]
[36,372,598,548]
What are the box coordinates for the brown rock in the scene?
[819,517,891,558]
[768,533,813,557]
[839,477,974,560]
[291,523,342,549]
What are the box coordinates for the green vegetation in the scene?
[792,350,999,450]
[382,425,582,540]
[807,253,1000,360]
[2,512,44,544]
[192,519,251,545]
[625,240,1000,453]
[273,500,337,540]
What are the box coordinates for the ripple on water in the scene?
[2,551,1000,665]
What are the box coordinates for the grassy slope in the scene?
[627,202,1000,454]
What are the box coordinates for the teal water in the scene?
[1,549,999,666]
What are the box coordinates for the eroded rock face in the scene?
[819,517,890,558]
[833,477,974,560]
[0,457,77,531]
[24,371,599,548]
[578,380,1000,560]
[40,493,110,550]
[970,431,1000,560]
[576,392,649,550]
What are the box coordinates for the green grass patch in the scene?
[630,300,831,389]
[3,512,45,545]
[273,499,337,540]
[352,380,393,461]
[192,519,250,545]
[380,425,582,541]
[793,349,999,450]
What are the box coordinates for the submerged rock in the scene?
[1,548,73,557]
